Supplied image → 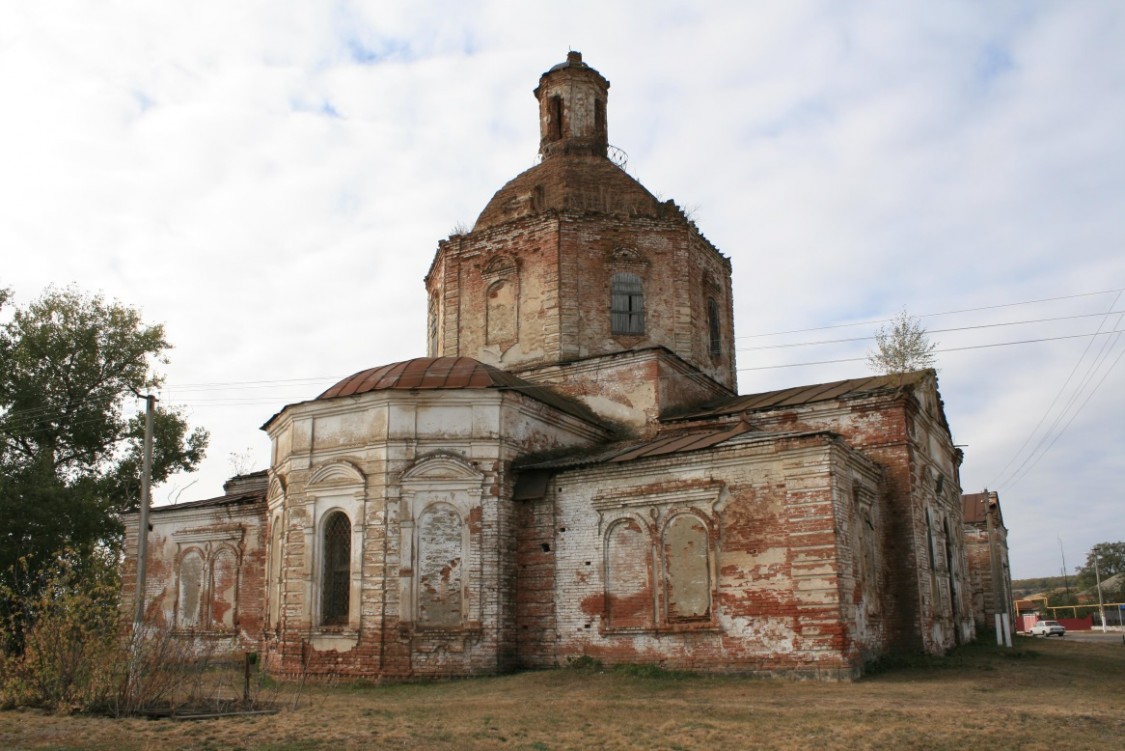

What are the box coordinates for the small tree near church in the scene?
[867,309,938,375]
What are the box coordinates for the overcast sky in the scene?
[2,2,1122,579]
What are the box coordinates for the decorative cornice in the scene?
[173,524,245,544]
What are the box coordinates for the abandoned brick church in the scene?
[124,52,994,679]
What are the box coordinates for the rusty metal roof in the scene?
[962,492,1003,526]
[515,419,790,471]
[666,370,932,421]
[320,357,509,396]
[316,356,606,427]
[962,492,988,523]
[143,488,266,514]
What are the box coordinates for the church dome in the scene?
[472,157,666,231]
[472,51,667,232]
[317,356,605,425]
[424,53,738,418]
[319,357,523,398]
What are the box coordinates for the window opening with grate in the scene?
[321,512,351,626]
[611,272,645,335]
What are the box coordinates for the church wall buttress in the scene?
[672,230,694,357]
[555,220,580,361]
[444,239,463,357]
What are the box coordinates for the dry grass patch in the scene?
[1,637,1122,751]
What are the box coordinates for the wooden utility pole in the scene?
[132,394,156,630]
[1093,546,1107,633]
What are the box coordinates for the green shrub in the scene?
[0,550,122,712]
[611,663,697,680]
[565,654,603,671]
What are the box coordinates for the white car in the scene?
[1029,619,1066,637]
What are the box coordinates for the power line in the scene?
[736,288,1124,340]
[4,326,1116,421]
[0,381,319,427]
[5,291,1124,449]
[989,291,1124,489]
[737,328,1125,371]
[165,377,336,391]
[1006,338,1125,489]
[994,311,1124,489]
[737,310,1123,352]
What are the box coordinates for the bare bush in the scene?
[116,625,223,716]
[0,551,271,717]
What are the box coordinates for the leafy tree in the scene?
[867,309,938,375]
[1075,541,1125,600]
[0,286,208,648]
[1046,589,1079,608]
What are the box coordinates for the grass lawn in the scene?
[1,636,1122,751]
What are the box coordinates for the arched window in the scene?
[943,518,959,619]
[321,511,351,626]
[611,272,645,335]
[548,95,563,140]
[486,279,517,345]
[417,503,465,627]
[605,517,652,628]
[925,508,937,570]
[210,547,239,630]
[707,297,721,358]
[177,550,204,629]
[662,515,710,621]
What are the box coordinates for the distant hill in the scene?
[1012,576,1069,599]
[1012,573,1124,604]
[1088,572,1124,601]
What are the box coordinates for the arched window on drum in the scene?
[320,511,351,627]
[611,272,645,335]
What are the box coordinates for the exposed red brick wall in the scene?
[514,497,558,668]
[962,493,1011,631]
[121,491,267,658]
[517,433,881,678]
[727,381,973,653]
[426,205,736,427]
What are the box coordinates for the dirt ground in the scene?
[2,636,1122,751]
